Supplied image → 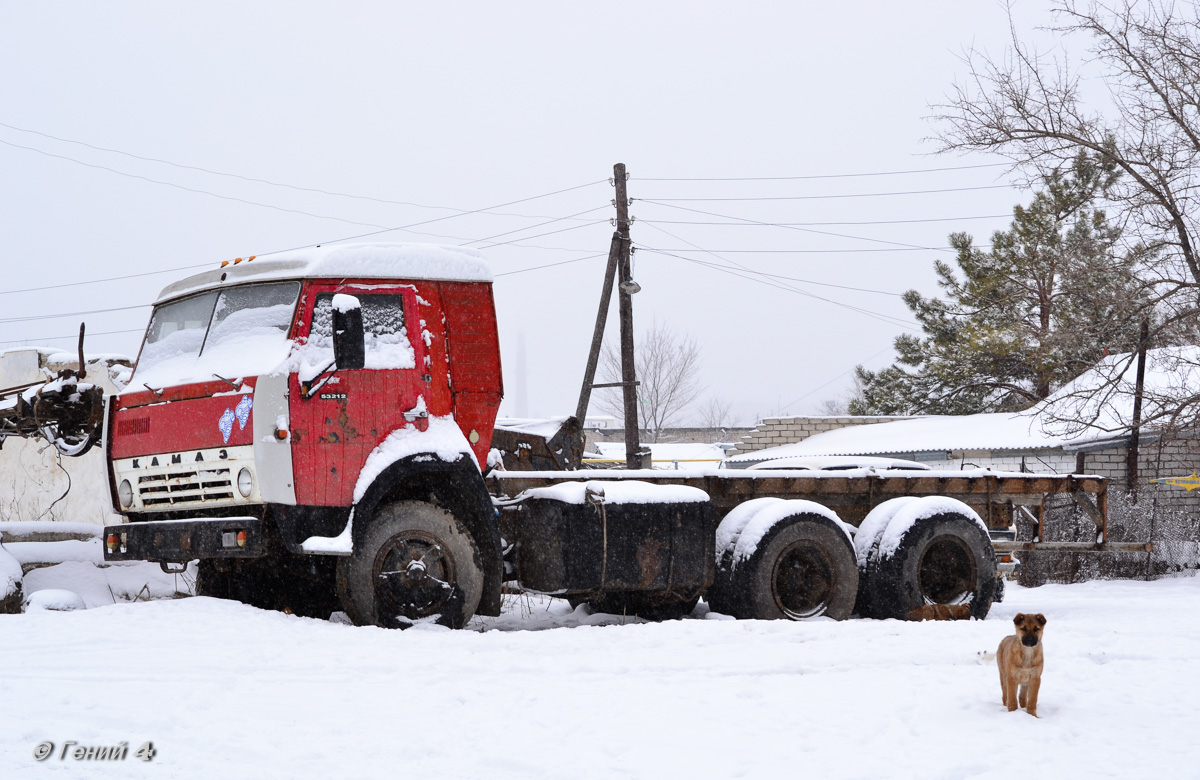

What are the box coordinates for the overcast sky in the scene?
[0,2,1061,425]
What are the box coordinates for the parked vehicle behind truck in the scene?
[1,243,1118,627]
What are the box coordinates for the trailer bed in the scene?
[490,467,1111,544]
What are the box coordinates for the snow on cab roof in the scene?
[155,242,493,303]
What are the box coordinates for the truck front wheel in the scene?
[336,501,484,629]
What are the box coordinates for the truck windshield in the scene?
[133,282,300,389]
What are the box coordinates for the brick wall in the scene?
[583,426,755,449]
[731,416,912,455]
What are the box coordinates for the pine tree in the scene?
[851,154,1149,416]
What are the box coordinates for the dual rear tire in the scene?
[708,497,999,622]
[856,502,999,620]
[709,503,859,621]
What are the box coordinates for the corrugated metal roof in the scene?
[733,346,1200,462]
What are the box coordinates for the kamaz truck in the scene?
[1,243,1120,628]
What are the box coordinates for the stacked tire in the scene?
[854,496,999,620]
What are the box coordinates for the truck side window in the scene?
[309,293,415,370]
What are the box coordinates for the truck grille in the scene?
[138,468,235,507]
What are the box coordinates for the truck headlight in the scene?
[237,468,253,498]
[118,479,133,508]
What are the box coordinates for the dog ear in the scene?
[1013,613,1024,625]
[1034,613,1046,626]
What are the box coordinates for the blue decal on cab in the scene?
[219,408,236,443]
[235,395,253,429]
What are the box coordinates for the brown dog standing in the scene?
[997,612,1046,717]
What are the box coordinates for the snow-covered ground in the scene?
[2,575,1198,778]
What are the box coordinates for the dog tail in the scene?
[976,651,996,664]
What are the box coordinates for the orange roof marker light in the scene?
[220,260,230,268]
[233,257,243,265]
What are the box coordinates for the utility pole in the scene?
[574,233,620,424]
[573,163,649,470]
[614,164,650,469]
[1126,315,1150,501]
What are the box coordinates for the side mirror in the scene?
[331,294,365,370]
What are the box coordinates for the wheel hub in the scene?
[918,536,976,604]
[373,531,456,620]
[772,542,834,619]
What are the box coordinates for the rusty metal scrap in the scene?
[0,368,105,456]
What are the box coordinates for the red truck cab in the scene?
[105,243,506,626]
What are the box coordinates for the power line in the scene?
[495,253,607,278]
[5,251,610,338]
[479,219,610,249]
[635,246,902,296]
[2,132,610,252]
[0,217,606,299]
[0,263,213,297]
[461,206,610,246]
[639,214,1012,227]
[0,138,389,229]
[642,247,950,254]
[0,327,145,346]
[0,182,610,322]
[0,302,150,325]
[633,162,1011,181]
[635,184,1013,202]
[777,345,896,413]
[636,221,916,329]
[0,120,604,222]
[638,200,955,253]
[260,180,608,257]
[4,134,606,246]
[664,252,918,330]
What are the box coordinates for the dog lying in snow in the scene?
[994,612,1046,717]
[906,603,971,621]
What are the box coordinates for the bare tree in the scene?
[818,372,866,416]
[598,321,703,442]
[938,2,1200,285]
[695,395,735,442]
[816,397,848,416]
[935,0,1200,428]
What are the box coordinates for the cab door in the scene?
[289,282,427,506]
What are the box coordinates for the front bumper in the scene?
[104,517,265,563]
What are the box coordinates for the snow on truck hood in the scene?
[155,243,493,304]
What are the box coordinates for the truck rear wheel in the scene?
[706,498,784,617]
[866,510,998,620]
[853,497,919,618]
[336,501,484,629]
[726,511,859,621]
